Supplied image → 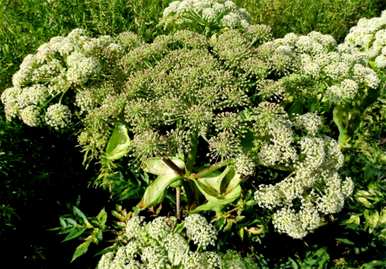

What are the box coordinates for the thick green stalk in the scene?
[333,106,349,147]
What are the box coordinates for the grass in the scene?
[0,0,170,90]
[235,0,383,40]
[0,0,383,90]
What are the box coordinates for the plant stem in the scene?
[186,132,198,171]
[176,186,181,220]
[333,106,349,147]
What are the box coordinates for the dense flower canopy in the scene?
[4,3,386,246]
[1,25,364,240]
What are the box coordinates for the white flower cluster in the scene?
[65,52,100,85]
[293,112,322,136]
[97,214,253,269]
[258,121,297,167]
[184,214,217,250]
[1,85,49,126]
[258,31,336,75]
[162,0,250,31]
[254,112,354,239]
[45,103,72,130]
[1,28,136,129]
[235,154,256,176]
[11,28,101,89]
[257,30,379,105]
[342,10,386,69]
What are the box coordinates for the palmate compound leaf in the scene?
[105,123,131,161]
[192,166,242,213]
[138,158,185,209]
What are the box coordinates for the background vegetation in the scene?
[235,0,384,40]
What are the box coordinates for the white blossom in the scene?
[343,11,386,68]
[184,214,217,250]
[45,103,72,130]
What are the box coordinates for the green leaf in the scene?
[192,185,242,213]
[71,240,91,262]
[196,166,231,195]
[223,168,241,194]
[63,227,87,242]
[192,166,241,213]
[138,173,182,209]
[142,157,185,176]
[239,227,245,240]
[94,228,103,242]
[356,196,372,208]
[66,218,78,226]
[59,216,67,228]
[96,208,107,226]
[343,214,361,228]
[195,179,221,199]
[379,207,386,225]
[105,123,131,161]
[72,206,89,225]
[364,210,380,232]
[336,238,355,245]
[95,246,116,256]
[333,107,349,146]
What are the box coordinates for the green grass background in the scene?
[235,0,383,39]
[0,0,383,91]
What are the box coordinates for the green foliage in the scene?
[192,165,241,213]
[137,158,242,213]
[53,206,108,262]
[0,0,169,90]
[234,0,383,41]
[104,123,131,162]
[138,157,185,209]
[278,248,330,269]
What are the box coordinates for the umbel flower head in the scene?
[161,0,251,35]
[45,103,72,130]
[78,28,275,163]
[97,214,254,269]
[1,28,139,129]
[340,10,386,69]
[253,109,354,239]
[252,30,379,108]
